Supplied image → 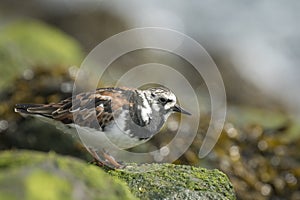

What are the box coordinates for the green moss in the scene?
[109,163,236,200]
[0,150,136,200]
[25,170,72,200]
[0,192,17,200]
[0,19,84,88]
[0,150,236,200]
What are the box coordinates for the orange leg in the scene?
[87,147,124,169]
[103,151,123,169]
[87,147,105,167]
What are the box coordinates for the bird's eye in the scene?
[158,97,167,103]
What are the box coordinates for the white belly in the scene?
[34,113,150,151]
[75,123,148,150]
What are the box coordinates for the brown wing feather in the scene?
[15,87,135,130]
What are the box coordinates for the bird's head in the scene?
[146,87,191,117]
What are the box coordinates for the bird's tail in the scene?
[14,103,57,117]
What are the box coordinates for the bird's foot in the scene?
[102,151,125,169]
[88,147,125,169]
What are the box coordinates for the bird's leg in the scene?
[102,151,124,169]
[87,147,124,169]
[87,147,105,167]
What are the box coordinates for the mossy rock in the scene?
[0,19,84,88]
[0,150,235,200]
[109,163,236,200]
[0,150,136,200]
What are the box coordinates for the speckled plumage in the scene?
[15,86,190,168]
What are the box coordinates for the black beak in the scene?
[172,104,191,115]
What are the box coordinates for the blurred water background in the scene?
[0,1,300,199]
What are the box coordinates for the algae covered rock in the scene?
[0,19,84,88]
[0,150,235,200]
[109,163,236,200]
[0,150,136,200]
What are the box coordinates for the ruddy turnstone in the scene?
[15,87,191,168]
